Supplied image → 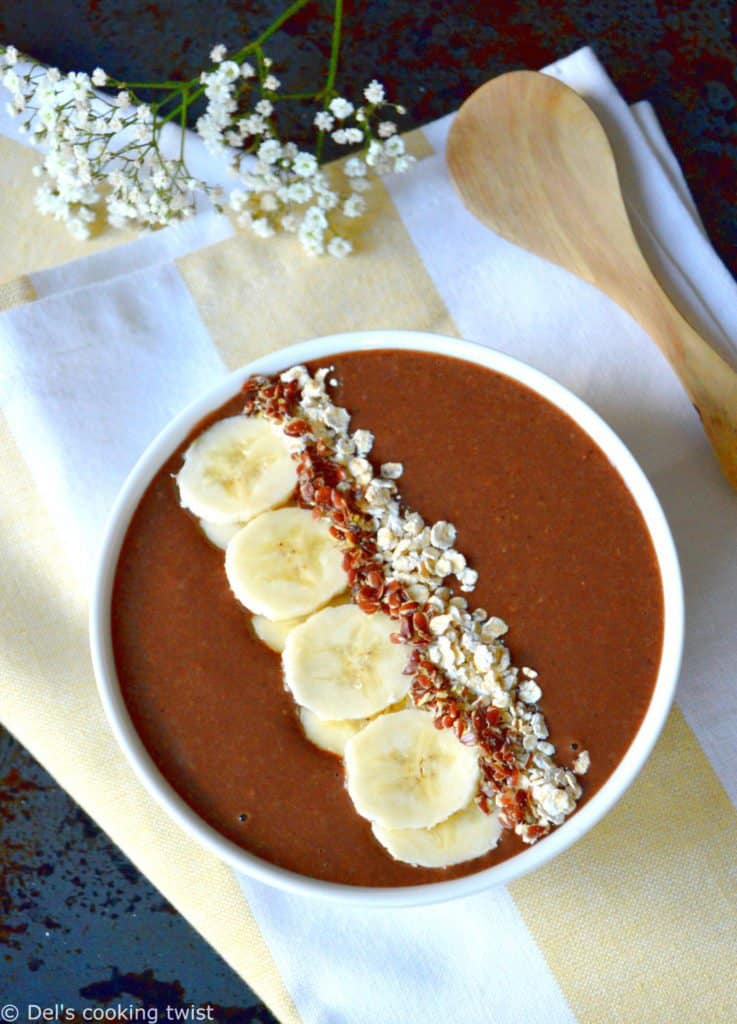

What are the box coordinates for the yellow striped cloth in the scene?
[1,48,736,1023]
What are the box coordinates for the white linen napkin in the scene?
[1,46,736,1024]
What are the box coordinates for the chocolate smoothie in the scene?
[111,350,664,886]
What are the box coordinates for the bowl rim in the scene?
[89,328,684,907]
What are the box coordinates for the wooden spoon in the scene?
[446,70,737,493]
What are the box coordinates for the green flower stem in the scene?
[275,91,324,101]
[316,0,343,162]
[325,0,344,98]
[110,81,185,90]
[180,85,188,160]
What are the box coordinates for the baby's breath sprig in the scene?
[0,0,414,255]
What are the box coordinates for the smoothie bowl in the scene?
[89,330,683,906]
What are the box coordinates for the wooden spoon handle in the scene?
[650,298,737,490]
[596,219,737,489]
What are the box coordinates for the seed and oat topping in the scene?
[242,364,589,844]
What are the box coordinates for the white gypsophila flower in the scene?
[210,43,227,63]
[303,205,328,231]
[342,127,364,144]
[343,156,367,178]
[365,139,385,168]
[331,128,349,145]
[299,227,326,256]
[2,67,20,97]
[219,60,240,82]
[315,188,339,211]
[255,98,273,117]
[116,89,131,109]
[135,120,154,143]
[392,154,415,173]
[314,110,334,132]
[67,215,91,240]
[378,120,396,138]
[240,61,255,79]
[293,151,318,178]
[258,138,282,164]
[203,75,235,107]
[297,206,329,253]
[363,79,385,104]
[281,212,298,232]
[34,77,57,107]
[329,96,354,120]
[91,67,107,87]
[73,105,91,129]
[68,71,92,100]
[287,181,312,203]
[327,235,352,258]
[239,113,266,136]
[343,193,366,218]
[383,134,405,157]
[196,112,228,155]
[263,74,281,92]
[3,45,19,66]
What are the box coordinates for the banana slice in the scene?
[252,593,351,654]
[177,415,297,524]
[299,707,368,757]
[199,518,243,550]
[344,709,480,830]
[225,507,346,620]
[252,614,306,653]
[283,604,411,719]
[372,800,502,868]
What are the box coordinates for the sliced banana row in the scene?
[177,413,501,868]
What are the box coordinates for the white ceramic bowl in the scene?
[90,330,684,906]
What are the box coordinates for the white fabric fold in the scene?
[0,262,227,584]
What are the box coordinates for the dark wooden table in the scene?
[1,1,735,1018]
